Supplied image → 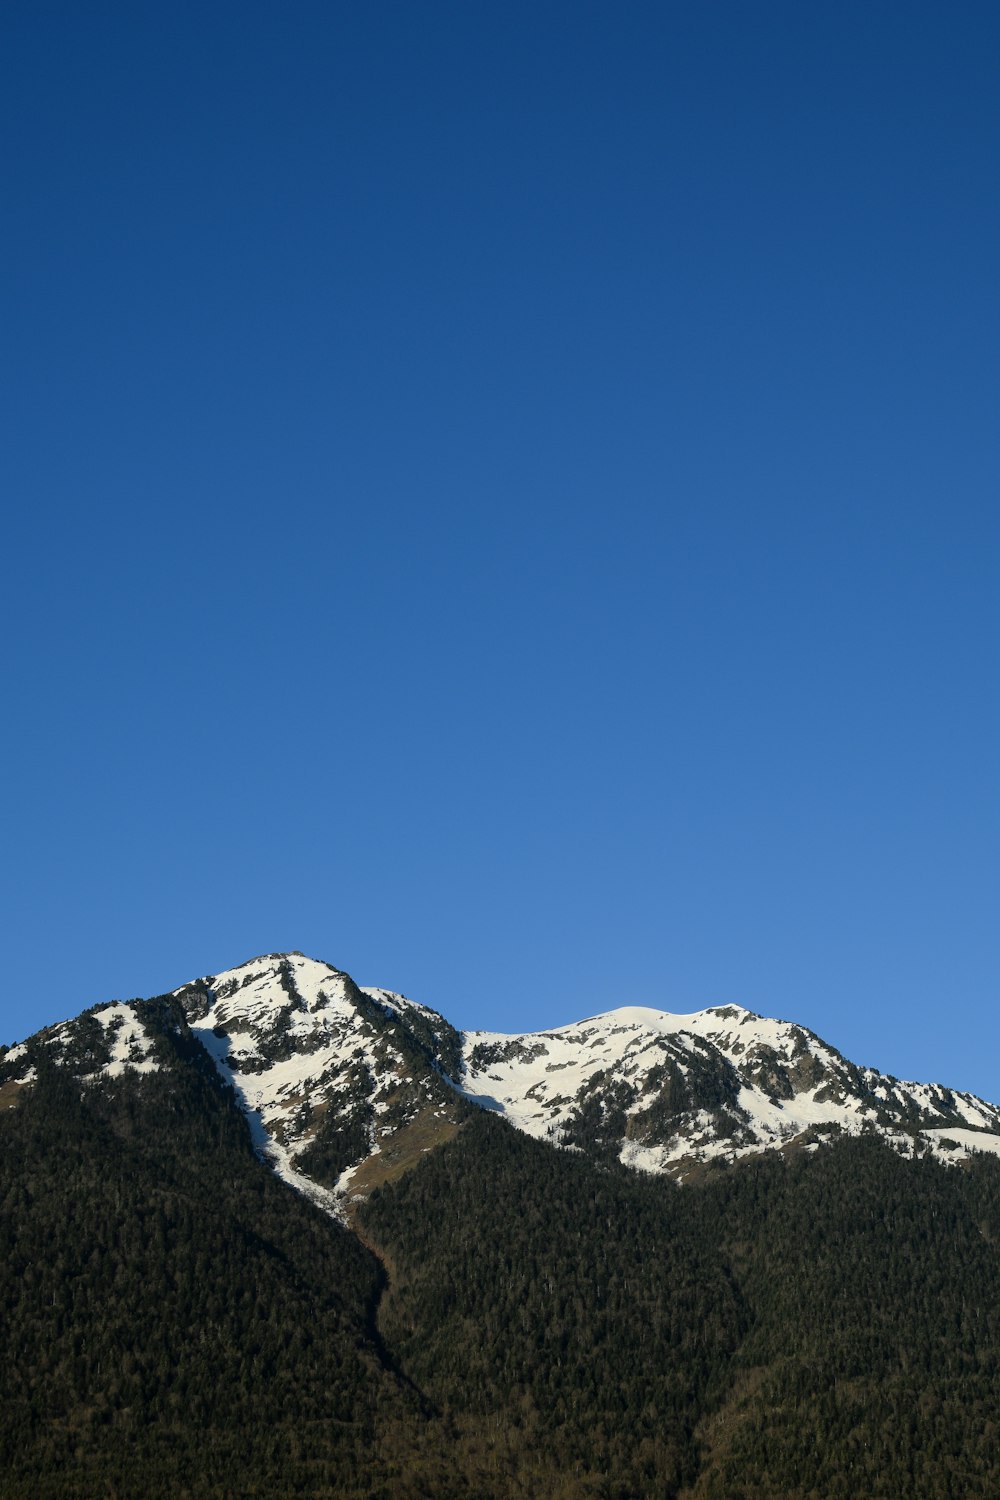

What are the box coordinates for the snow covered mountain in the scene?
[172,953,468,1212]
[3,951,1000,1205]
[464,1003,1000,1176]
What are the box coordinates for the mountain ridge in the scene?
[3,950,999,1207]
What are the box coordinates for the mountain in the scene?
[464,998,1000,1174]
[12,950,994,1206]
[5,951,999,1210]
[4,952,1000,1498]
[172,953,470,1211]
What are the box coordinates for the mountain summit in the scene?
[6,951,997,1207]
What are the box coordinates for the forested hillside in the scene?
[359,1112,744,1497]
[680,1140,1000,1499]
[360,1120,1000,1500]
[0,1007,424,1499]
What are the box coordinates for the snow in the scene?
[180,954,446,1217]
[921,1127,1000,1160]
[3,1066,37,1088]
[191,1019,347,1219]
[92,1002,160,1076]
[149,954,1000,1187]
[12,950,1000,1195]
[460,1001,1000,1174]
[361,986,439,1020]
[7,1002,161,1081]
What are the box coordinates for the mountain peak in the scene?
[167,952,466,1213]
[163,955,1000,1190]
[6,952,1000,1212]
[194,950,345,994]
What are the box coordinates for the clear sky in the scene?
[3,3,998,1099]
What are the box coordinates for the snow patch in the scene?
[92,1002,160,1077]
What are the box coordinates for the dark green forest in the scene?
[3,1006,1000,1498]
[359,1118,1000,1500]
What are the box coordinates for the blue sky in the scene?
[3,3,998,1099]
